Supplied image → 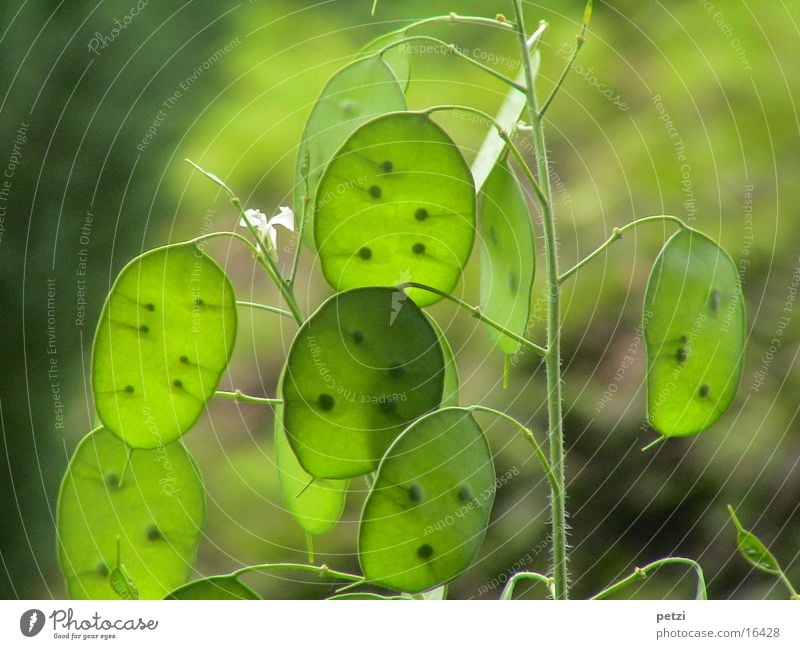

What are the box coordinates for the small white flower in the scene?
[239,206,295,252]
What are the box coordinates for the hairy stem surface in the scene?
[512,1,568,600]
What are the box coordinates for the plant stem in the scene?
[288,168,310,289]
[215,390,282,405]
[512,1,569,600]
[641,436,667,452]
[378,36,526,92]
[591,557,708,600]
[558,215,689,284]
[500,571,553,600]
[398,282,547,357]
[236,300,294,320]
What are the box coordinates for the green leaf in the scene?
[471,51,539,192]
[295,56,407,249]
[165,576,260,600]
[727,506,782,575]
[283,287,445,479]
[479,158,535,355]
[643,229,744,436]
[92,242,237,448]
[426,315,459,407]
[57,428,205,599]
[358,34,411,91]
[359,407,495,593]
[275,370,348,534]
[314,112,476,307]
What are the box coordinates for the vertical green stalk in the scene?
[512,1,568,599]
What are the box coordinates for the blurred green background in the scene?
[2,0,798,599]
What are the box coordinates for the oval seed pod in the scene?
[359,407,495,593]
[479,157,535,355]
[294,56,407,248]
[282,287,445,479]
[643,229,744,437]
[314,112,476,307]
[57,428,205,599]
[727,506,782,575]
[92,242,237,448]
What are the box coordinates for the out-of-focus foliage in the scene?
[3,0,799,599]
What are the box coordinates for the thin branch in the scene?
[236,300,294,320]
[215,390,282,406]
[361,13,516,54]
[538,1,593,119]
[500,571,553,600]
[591,557,708,600]
[558,215,689,285]
[398,281,547,358]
